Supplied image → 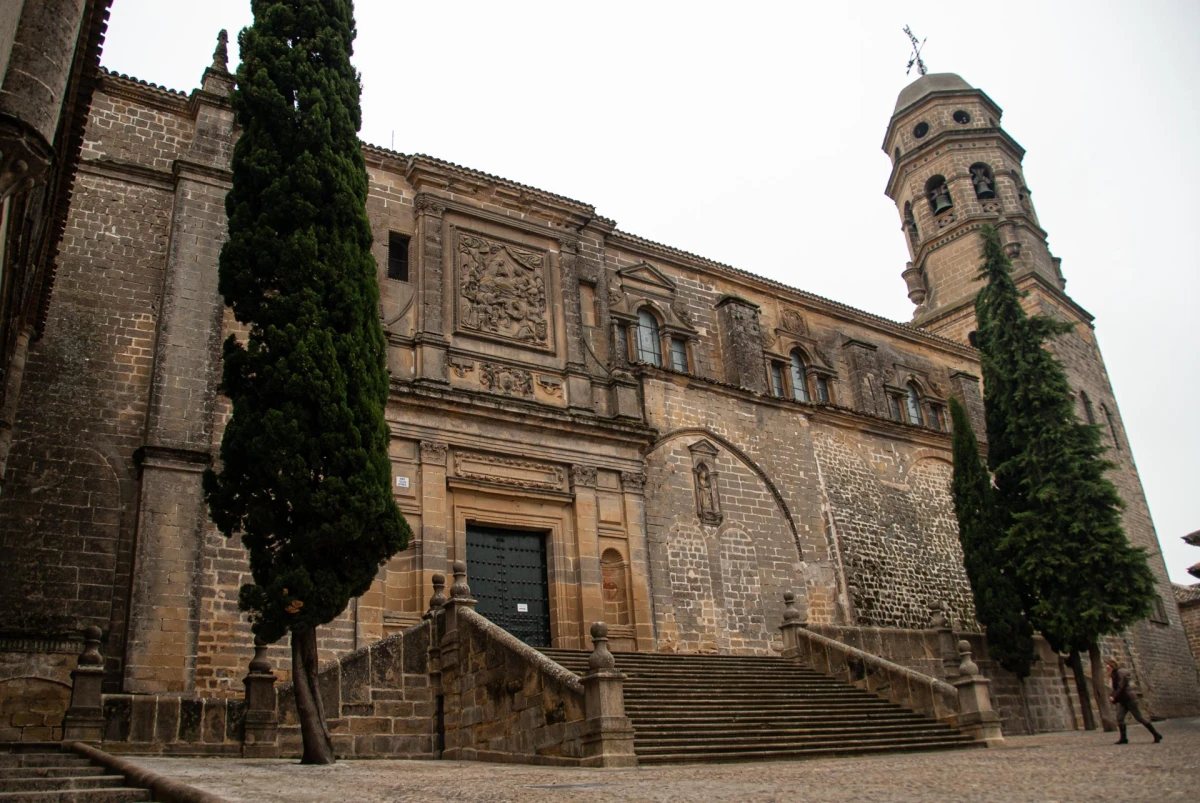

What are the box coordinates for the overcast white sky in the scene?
[100,1,1200,584]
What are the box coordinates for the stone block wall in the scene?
[1174,586,1200,678]
[275,621,436,759]
[440,608,585,765]
[808,623,1075,736]
[94,694,244,755]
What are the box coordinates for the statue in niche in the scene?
[694,461,723,525]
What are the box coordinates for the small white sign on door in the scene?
[516,603,529,613]
[395,476,409,488]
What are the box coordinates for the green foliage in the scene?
[973,225,1155,653]
[203,0,409,645]
[948,397,1034,677]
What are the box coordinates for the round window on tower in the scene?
[953,110,971,125]
[913,121,930,139]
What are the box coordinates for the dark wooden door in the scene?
[465,525,551,648]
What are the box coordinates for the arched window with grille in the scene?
[905,382,924,426]
[636,308,662,366]
[790,351,809,402]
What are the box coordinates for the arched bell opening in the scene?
[969,163,996,200]
[925,175,952,215]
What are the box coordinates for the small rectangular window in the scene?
[888,395,903,421]
[388,232,410,282]
[1149,596,1169,625]
[770,363,785,397]
[929,405,943,430]
[670,338,689,373]
[816,376,830,404]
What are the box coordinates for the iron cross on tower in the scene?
[904,26,927,76]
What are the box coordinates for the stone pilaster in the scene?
[124,73,234,694]
[414,194,449,383]
[419,440,449,591]
[620,471,653,650]
[572,465,603,644]
[558,236,594,412]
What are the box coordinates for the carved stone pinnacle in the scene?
[450,561,471,600]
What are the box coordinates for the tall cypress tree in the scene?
[948,397,1034,678]
[973,224,1155,723]
[203,0,409,765]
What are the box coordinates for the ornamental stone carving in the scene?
[479,362,534,398]
[570,464,598,489]
[620,471,647,494]
[414,194,446,215]
[420,440,448,465]
[536,374,564,397]
[456,231,551,350]
[453,452,565,491]
[449,356,475,378]
[780,308,806,335]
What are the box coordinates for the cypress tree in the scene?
[203,0,410,764]
[973,224,1156,724]
[948,397,1034,678]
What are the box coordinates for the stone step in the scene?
[628,712,928,727]
[636,739,982,765]
[631,720,949,736]
[0,776,128,793]
[624,702,904,714]
[0,767,107,779]
[0,791,151,803]
[633,725,966,745]
[0,755,92,769]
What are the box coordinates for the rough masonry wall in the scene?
[642,373,976,655]
[1041,295,1200,718]
[810,429,976,630]
[0,82,182,677]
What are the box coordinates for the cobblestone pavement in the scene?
[130,718,1200,803]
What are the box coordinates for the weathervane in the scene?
[904,26,927,76]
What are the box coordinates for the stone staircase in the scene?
[0,743,150,802]
[542,649,979,764]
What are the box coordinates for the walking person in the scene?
[1106,657,1162,744]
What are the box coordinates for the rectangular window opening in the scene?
[888,395,903,421]
[770,363,785,397]
[816,376,830,404]
[388,232,410,282]
[670,338,689,373]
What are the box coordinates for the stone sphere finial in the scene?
[249,634,271,674]
[450,561,471,600]
[428,573,447,613]
[78,625,104,667]
[957,639,979,677]
[588,621,615,671]
[782,590,800,623]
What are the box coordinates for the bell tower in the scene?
[883,74,1200,717]
[883,73,1072,343]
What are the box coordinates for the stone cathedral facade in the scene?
[1,43,1198,740]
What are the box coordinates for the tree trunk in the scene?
[1067,649,1096,731]
[292,627,335,764]
[1088,642,1116,732]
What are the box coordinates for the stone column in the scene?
[414,194,449,383]
[620,471,654,650]
[63,626,106,743]
[580,623,636,767]
[124,67,235,694]
[438,561,476,761]
[424,573,447,758]
[951,640,1004,745]
[930,601,958,680]
[0,0,87,198]
[778,591,809,662]
[572,465,603,647]
[241,637,279,758]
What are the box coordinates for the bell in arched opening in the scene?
[925,175,953,215]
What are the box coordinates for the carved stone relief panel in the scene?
[453,451,566,491]
[454,229,553,352]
